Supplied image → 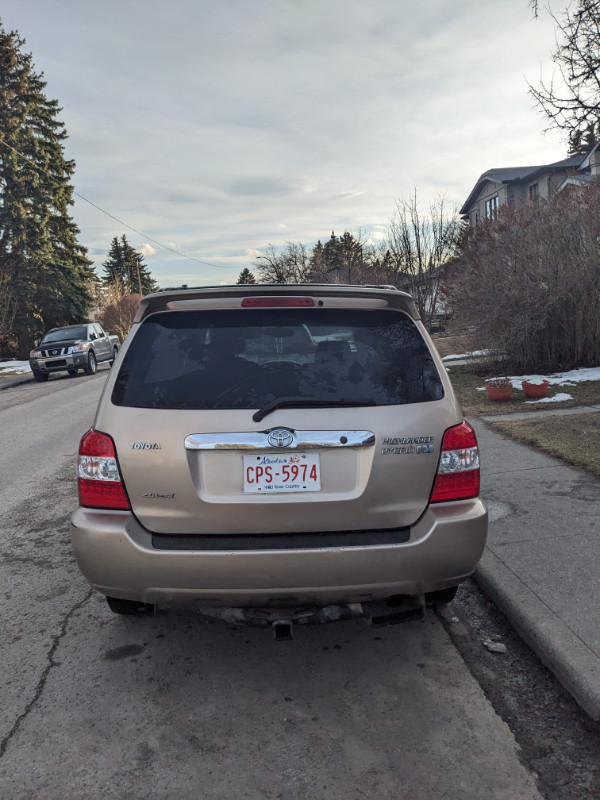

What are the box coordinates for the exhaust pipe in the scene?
[364,595,425,626]
[272,620,294,641]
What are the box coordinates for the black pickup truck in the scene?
[29,323,121,382]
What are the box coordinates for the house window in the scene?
[484,196,498,219]
[529,183,539,201]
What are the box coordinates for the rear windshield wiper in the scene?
[253,396,377,422]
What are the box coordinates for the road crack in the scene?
[0,588,94,759]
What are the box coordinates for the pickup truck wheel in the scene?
[84,351,97,375]
[106,596,153,615]
[33,371,49,383]
[109,345,119,366]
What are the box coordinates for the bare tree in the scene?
[255,242,315,283]
[252,206,460,301]
[386,191,461,323]
[98,279,142,342]
[528,0,600,151]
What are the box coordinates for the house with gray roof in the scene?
[460,142,600,227]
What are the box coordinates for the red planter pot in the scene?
[485,385,513,402]
[522,380,549,399]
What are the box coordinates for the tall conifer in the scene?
[101,234,157,295]
[236,267,256,284]
[0,21,96,356]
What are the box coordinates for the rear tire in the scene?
[33,371,49,382]
[84,351,97,375]
[106,596,153,615]
[109,345,118,366]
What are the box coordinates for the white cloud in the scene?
[138,243,156,256]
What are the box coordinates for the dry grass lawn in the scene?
[489,413,600,479]
[443,364,600,478]
[430,334,477,360]
[447,365,600,417]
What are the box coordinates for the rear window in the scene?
[112,308,443,410]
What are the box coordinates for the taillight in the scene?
[241,296,315,307]
[78,429,130,510]
[430,421,480,503]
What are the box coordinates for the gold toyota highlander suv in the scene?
[71,284,487,632]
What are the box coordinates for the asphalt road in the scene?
[0,370,545,798]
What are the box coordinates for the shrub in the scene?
[448,181,600,373]
[99,290,143,342]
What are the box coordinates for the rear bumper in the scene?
[71,499,488,607]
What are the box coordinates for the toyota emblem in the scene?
[267,429,294,448]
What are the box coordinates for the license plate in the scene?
[243,453,321,493]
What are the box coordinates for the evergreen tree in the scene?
[337,231,365,283]
[0,22,96,356]
[101,234,157,295]
[567,122,599,155]
[102,237,126,288]
[322,232,340,273]
[309,240,325,277]
[236,267,256,284]
[317,231,366,283]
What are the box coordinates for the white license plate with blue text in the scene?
[243,453,321,493]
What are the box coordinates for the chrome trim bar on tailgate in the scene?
[184,430,375,451]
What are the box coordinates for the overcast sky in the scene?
[2,0,568,287]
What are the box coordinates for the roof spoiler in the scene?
[134,284,419,323]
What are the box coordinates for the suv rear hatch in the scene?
[98,288,459,535]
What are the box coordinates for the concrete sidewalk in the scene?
[471,418,600,720]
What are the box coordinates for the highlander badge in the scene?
[267,429,294,448]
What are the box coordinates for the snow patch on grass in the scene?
[443,350,490,362]
[525,393,574,404]
[479,366,600,392]
[0,360,32,375]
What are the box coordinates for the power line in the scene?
[0,136,232,269]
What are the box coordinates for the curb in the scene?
[0,374,34,390]
[475,549,600,720]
